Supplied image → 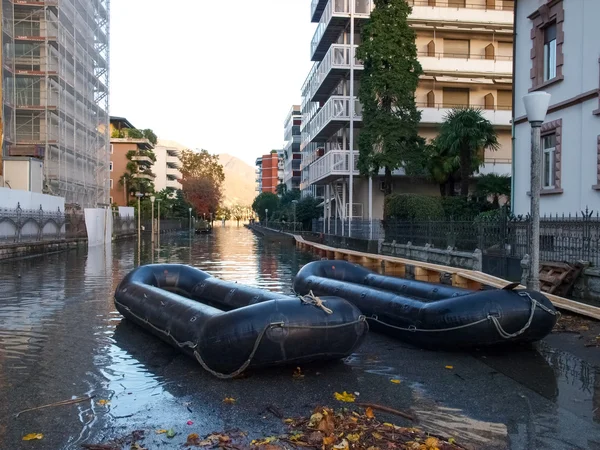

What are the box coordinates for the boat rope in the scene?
[114,298,366,379]
[299,290,333,315]
[366,291,558,340]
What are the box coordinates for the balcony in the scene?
[166,166,181,178]
[477,158,511,176]
[306,45,364,103]
[418,103,511,127]
[311,0,328,22]
[305,96,363,143]
[408,0,513,27]
[311,0,373,61]
[166,179,182,189]
[419,53,512,77]
[133,172,155,181]
[131,155,153,166]
[307,150,359,185]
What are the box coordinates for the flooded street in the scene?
[0,227,599,449]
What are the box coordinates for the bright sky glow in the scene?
[110,0,315,165]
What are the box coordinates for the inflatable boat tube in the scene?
[115,264,368,378]
[293,260,558,349]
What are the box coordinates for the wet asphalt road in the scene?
[0,227,599,450]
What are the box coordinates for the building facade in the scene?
[283,105,302,190]
[255,151,284,194]
[109,117,155,207]
[1,0,110,207]
[513,0,600,216]
[300,0,514,223]
[153,140,183,193]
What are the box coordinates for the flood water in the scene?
[0,226,599,449]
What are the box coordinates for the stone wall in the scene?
[381,241,483,272]
[573,268,600,305]
[0,239,87,261]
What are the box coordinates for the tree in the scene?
[119,149,157,203]
[276,183,288,196]
[475,173,511,207]
[182,177,221,217]
[295,196,322,229]
[435,108,500,197]
[423,140,459,197]
[357,0,424,195]
[231,204,245,226]
[180,149,225,187]
[252,192,280,221]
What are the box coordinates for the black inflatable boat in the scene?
[293,260,558,349]
[114,264,368,378]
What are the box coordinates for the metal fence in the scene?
[0,203,186,245]
[312,209,600,267]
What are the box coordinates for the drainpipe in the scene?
[510,3,517,209]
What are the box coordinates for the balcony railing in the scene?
[417,102,512,126]
[131,155,153,165]
[478,158,512,176]
[407,0,514,11]
[311,0,373,60]
[408,0,514,25]
[305,44,364,103]
[418,52,513,75]
[307,150,359,185]
[305,96,363,144]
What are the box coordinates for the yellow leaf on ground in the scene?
[155,429,168,434]
[323,435,335,445]
[372,432,383,440]
[333,391,355,403]
[383,423,394,428]
[365,407,375,419]
[22,433,43,441]
[445,366,454,370]
[448,437,456,444]
[390,379,401,384]
[308,412,323,427]
[425,436,440,449]
[284,418,294,424]
[346,433,360,442]
[96,399,110,406]
[333,438,349,450]
[223,397,236,404]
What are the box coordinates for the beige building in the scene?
[153,140,184,192]
[300,0,514,224]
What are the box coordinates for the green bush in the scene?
[384,194,443,221]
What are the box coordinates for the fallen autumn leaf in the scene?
[22,433,43,441]
[334,391,356,403]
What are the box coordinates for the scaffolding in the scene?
[2,0,110,207]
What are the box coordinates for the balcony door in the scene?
[443,39,470,58]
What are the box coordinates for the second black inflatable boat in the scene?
[115,264,368,378]
[293,260,558,349]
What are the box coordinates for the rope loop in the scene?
[300,290,334,315]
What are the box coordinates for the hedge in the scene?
[384,194,444,221]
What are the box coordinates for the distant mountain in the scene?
[218,153,256,207]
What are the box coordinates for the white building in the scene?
[153,140,183,192]
[300,0,515,225]
[283,105,302,191]
[513,0,600,216]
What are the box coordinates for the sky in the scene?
[110,0,316,166]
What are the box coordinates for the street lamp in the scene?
[189,207,192,233]
[523,91,551,291]
[292,199,298,233]
[156,198,162,246]
[150,195,155,245]
[265,208,269,228]
[135,192,144,264]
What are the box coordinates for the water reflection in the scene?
[0,227,599,450]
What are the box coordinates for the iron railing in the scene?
[313,209,600,267]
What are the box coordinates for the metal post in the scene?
[348,0,355,238]
[189,208,192,233]
[368,176,373,240]
[137,195,141,257]
[529,123,542,291]
[157,199,161,247]
[150,196,155,245]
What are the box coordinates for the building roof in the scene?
[110,116,136,129]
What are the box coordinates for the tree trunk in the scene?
[384,166,392,196]
[439,183,446,197]
[446,174,455,197]
[460,149,470,197]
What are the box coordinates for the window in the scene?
[443,39,469,58]
[543,23,557,81]
[443,88,469,108]
[110,197,113,204]
[109,161,113,171]
[110,179,113,189]
[542,134,556,188]
[110,144,113,154]
[595,136,600,190]
[498,90,512,110]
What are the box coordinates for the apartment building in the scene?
[300,0,514,222]
[153,140,183,193]
[109,117,156,207]
[513,0,600,215]
[1,0,110,207]
[282,105,302,190]
[255,151,284,194]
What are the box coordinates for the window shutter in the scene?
[443,88,470,108]
[484,93,495,110]
[498,90,512,109]
[443,39,470,58]
[485,44,495,60]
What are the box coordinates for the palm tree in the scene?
[424,140,459,197]
[475,173,511,207]
[435,108,499,197]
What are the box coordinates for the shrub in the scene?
[384,194,443,221]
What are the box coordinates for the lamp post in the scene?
[189,207,192,233]
[523,91,551,291]
[150,195,155,245]
[157,198,162,246]
[265,208,268,228]
[292,199,298,233]
[135,192,144,264]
